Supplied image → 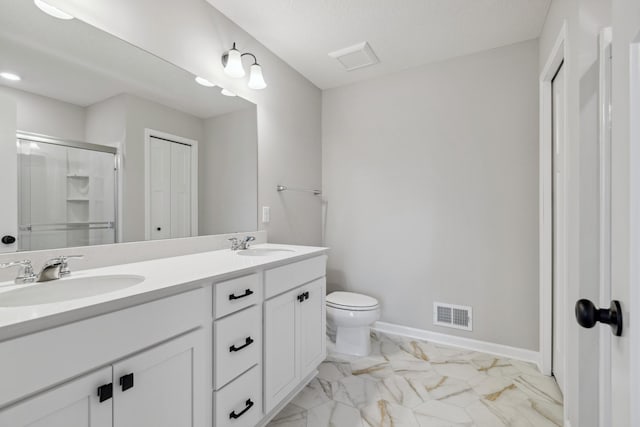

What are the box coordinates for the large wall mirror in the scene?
[0,0,258,253]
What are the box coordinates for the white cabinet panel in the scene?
[113,330,203,427]
[264,256,326,299]
[214,365,262,427]
[214,305,261,389]
[264,288,299,413]
[299,278,326,378]
[0,367,112,427]
[214,273,260,319]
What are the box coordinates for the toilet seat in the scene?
[326,291,379,311]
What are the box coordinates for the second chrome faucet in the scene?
[228,236,255,251]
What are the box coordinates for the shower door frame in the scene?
[17,131,120,247]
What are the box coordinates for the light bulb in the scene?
[223,47,246,78]
[247,63,267,90]
[34,0,74,20]
[221,88,236,97]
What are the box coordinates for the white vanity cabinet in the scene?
[0,367,113,427]
[0,330,202,427]
[263,257,327,414]
[0,288,208,427]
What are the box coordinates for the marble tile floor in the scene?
[267,331,563,427]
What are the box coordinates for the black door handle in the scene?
[1,235,15,245]
[97,383,113,402]
[229,399,254,419]
[229,336,254,352]
[119,373,134,391]
[575,299,623,336]
[229,289,254,301]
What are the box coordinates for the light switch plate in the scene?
[262,206,270,223]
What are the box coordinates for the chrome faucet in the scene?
[37,255,84,282]
[0,260,36,284]
[239,236,255,250]
[229,236,256,251]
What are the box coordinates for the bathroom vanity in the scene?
[0,244,327,427]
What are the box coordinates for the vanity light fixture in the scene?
[34,0,74,20]
[195,76,216,87]
[0,72,21,81]
[221,43,267,90]
[220,88,237,97]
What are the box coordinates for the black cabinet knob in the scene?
[1,235,15,245]
[97,383,113,402]
[119,373,134,391]
[575,299,623,336]
[156,227,162,231]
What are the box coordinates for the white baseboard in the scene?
[373,321,542,370]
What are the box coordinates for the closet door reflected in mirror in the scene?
[0,0,258,252]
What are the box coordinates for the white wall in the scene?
[200,107,258,235]
[323,40,540,351]
[0,86,85,140]
[48,0,322,246]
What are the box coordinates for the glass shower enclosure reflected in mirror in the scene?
[17,134,117,251]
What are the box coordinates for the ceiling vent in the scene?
[328,42,379,71]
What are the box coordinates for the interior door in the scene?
[0,367,112,427]
[113,331,201,427]
[149,137,171,240]
[551,62,566,393]
[170,141,191,238]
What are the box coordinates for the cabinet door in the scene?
[0,367,112,427]
[113,329,205,427]
[264,288,299,413]
[299,278,327,378]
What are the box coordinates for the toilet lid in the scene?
[326,292,379,309]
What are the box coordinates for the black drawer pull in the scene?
[119,373,134,392]
[297,291,310,303]
[229,289,254,301]
[230,336,254,352]
[97,383,113,402]
[229,399,254,419]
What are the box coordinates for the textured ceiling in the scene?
[206,0,551,89]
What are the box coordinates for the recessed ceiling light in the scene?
[220,88,236,97]
[34,0,74,20]
[195,76,215,87]
[0,72,21,81]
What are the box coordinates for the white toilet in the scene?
[326,291,381,356]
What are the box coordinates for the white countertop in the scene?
[0,243,328,342]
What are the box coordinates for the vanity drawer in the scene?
[214,365,262,427]
[214,273,260,319]
[213,305,261,389]
[264,255,326,299]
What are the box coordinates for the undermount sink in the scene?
[237,248,295,257]
[0,275,145,307]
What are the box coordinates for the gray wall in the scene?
[322,39,540,351]
[200,107,258,235]
[0,86,85,140]
[50,0,322,246]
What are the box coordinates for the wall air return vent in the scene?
[328,41,379,71]
[433,302,473,331]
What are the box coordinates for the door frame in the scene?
[539,21,568,379]
[630,29,640,427]
[144,128,198,240]
[598,27,613,427]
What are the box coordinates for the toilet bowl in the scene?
[326,291,380,356]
